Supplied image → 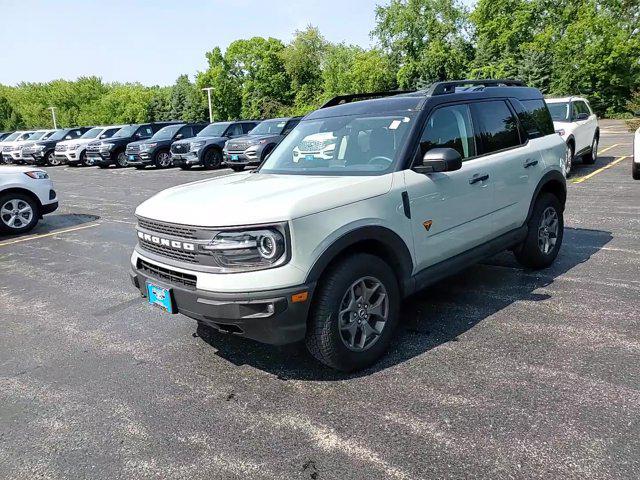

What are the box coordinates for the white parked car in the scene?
[130,80,567,371]
[2,130,56,164]
[0,166,58,234]
[54,125,124,166]
[0,130,35,164]
[292,132,337,162]
[633,127,640,180]
[546,96,599,175]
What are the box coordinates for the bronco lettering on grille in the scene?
[137,231,195,251]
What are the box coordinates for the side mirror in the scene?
[413,147,462,174]
[175,134,183,140]
[576,112,589,121]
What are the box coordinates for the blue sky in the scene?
[0,0,383,86]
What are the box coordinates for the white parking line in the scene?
[0,223,100,247]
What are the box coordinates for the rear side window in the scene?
[137,126,153,138]
[471,100,521,154]
[420,104,476,160]
[518,99,555,138]
[177,126,193,138]
[574,101,591,116]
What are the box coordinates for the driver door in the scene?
[404,103,495,271]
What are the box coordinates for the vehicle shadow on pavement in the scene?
[570,154,617,178]
[0,213,100,240]
[196,227,612,380]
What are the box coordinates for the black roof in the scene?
[307,79,544,120]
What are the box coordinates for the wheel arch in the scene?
[305,226,414,297]
[526,170,567,223]
[0,187,43,213]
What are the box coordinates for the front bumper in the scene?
[59,150,79,163]
[2,152,23,163]
[86,151,111,166]
[171,151,200,166]
[125,152,153,166]
[41,201,59,215]
[130,259,315,345]
[223,151,259,167]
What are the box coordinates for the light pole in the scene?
[202,87,214,123]
[49,107,58,129]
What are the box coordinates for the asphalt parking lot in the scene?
[1,120,638,479]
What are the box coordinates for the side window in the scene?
[420,104,476,160]
[518,99,555,138]
[242,122,255,134]
[577,101,591,115]
[470,100,522,154]
[177,126,192,138]
[227,124,243,136]
[137,126,153,138]
[282,118,300,136]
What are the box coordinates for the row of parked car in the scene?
[0,96,600,177]
[0,116,303,171]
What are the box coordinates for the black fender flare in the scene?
[304,225,414,296]
[526,170,567,223]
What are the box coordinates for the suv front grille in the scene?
[171,143,189,154]
[227,142,251,152]
[138,217,198,239]
[137,259,197,289]
[139,238,197,263]
[86,144,100,153]
[126,144,140,154]
[55,144,68,152]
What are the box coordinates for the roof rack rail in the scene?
[320,90,415,109]
[426,79,525,96]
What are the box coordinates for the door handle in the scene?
[469,173,489,184]
[524,159,539,168]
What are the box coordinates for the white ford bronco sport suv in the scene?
[131,80,567,371]
[545,96,599,176]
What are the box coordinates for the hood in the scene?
[136,172,393,226]
[227,134,278,146]
[57,137,94,147]
[174,135,225,144]
[0,165,44,175]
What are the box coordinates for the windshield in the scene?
[547,102,570,121]
[80,127,102,139]
[250,120,287,136]
[152,124,182,140]
[27,131,49,141]
[47,130,70,141]
[3,132,21,142]
[112,125,137,138]
[259,113,416,176]
[197,123,229,137]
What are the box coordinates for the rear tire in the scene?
[565,142,574,177]
[0,192,39,234]
[583,136,598,165]
[514,193,563,269]
[305,253,400,372]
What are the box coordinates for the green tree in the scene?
[196,47,242,121]
[374,0,473,89]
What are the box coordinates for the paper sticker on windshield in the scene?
[389,120,402,130]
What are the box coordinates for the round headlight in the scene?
[257,231,283,260]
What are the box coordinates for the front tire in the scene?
[583,136,598,165]
[305,253,400,371]
[203,148,223,170]
[115,151,128,168]
[230,165,245,172]
[514,193,563,269]
[47,151,60,166]
[0,193,39,234]
[154,150,172,168]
